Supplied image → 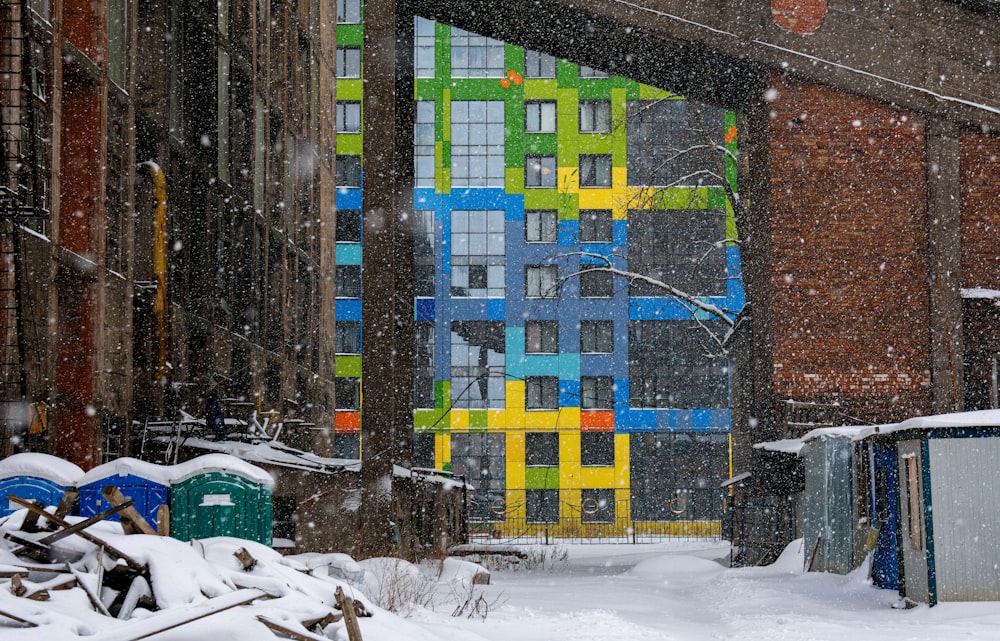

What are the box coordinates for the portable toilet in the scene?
[169,454,274,545]
[0,453,84,518]
[77,458,170,531]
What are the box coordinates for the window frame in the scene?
[525,376,559,410]
[580,432,615,467]
[525,320,559,354]
[525,101,557,134]
[336,46,361,78]
[336,0,360,24]
[526,488,560,524]
[336,155,361,187]
[525,209,558,243]
[579,264,613,298]
[335,264,361,299]
[524,50,556,78]
[579,209,612,243]
[525,155,557,189]
[335,377,361,410]
[336,101,361,134]
[525,264,559,299]
[580,488,615,523]
[525,432,559,466]
[335,209,361,243]
[335,320,361,354]
[579,154,612,188]
[579,100,611,134]
[580,320,614,354]
[581,375,614,410]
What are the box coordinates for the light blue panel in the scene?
[524,354,559,376]
[726,245,746,313]
[335,299,361,321]
[506,328,526,380]
[335,243,362,265]
[336,186,362,210]
[559,379,580,407]
[558,352,579,380]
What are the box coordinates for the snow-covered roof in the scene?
[77,455,274,489]
[961,287,1000,299]
[755,408,1000,454]
[0,452,84,485]
[78,457,175,486]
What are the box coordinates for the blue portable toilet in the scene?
[0,453,84,518]
[77,458,170,531]
[867,440,900,591]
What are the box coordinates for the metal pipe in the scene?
[139,161,168,383]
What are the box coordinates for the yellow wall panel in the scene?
[450,409,469,429]
[578,188,613,209]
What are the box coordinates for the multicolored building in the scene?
[333,4,745,536]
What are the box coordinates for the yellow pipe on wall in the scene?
[139,161,168,383]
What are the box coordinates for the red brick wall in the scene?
[765,76,931,421]
[960,129,1000,290]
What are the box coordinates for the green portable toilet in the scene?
[169,454,274,545]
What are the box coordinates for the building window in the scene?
[451,27,504,78]
[451,101,505,187]
[337,102,361,133]
[525,210,557,243]
[450,210,505,298]
[579,100,611,133]
[524,50,556,78]
[333,433,360,459]
[525,101,556,133]
[525,265,558,298]
[336,321,361,354]
[414,101,435,187]
[273,496,296,542]
[336,210,361,243]
[628,321,729,409]
[579,65,609,78]
[580,320,613,353]
[581,488,615,523]
[579,265,613,298]
[337,0,360,23]
[336,46,361,78]
[336,265,361,298]
[581,432,615,467]
[452,433,506,521]
[630,432,728,521]
[579,154,612,187]
[526,432,559,466]
[525,320,558,354]
[336,155,361,187]
[626,99,726,187]
[526,489,560,524]
[526,155,557,188]
[581,376,614,409]
[413,210,435,297]
[628,209,726,296]
[414,321,435,408]
[525,377,559,410]
[414,17,435,78]
[579,209,612,243]
[335,377,360,410]
[451,321,506,409]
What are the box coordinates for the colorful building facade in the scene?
[334,4,745,536]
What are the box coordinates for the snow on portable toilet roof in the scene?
[78,457,174,486]
[0,452,84,486]
[169,453,275,489]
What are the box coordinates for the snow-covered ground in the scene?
[3,528,1000,641]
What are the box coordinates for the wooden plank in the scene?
[51,489,79,524]
[256,616,330,641]
[0,606,39,627]
[3,532,52,563]
[13,499,136,556]
[18,500,45,533]
[155,505,170,537]
[102,487,157,536]
[67,564,112,617]
[335,586,364,641]
[6,495,145,572]
[233,547,256,571]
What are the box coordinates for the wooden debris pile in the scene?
[0,489,370,640]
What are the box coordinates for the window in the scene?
[581,376,614,409]
[579,65,609,78]
[628,321,729,409]
[526,155,556,188]
[414,321,435,408]
[413,210,435,296]
[273,496,296,541]
[525,265,558,298]
[628,209,726,296]
[333,433,360,459]
[413,432,436,468]
[581,432,615,467]
[336,0,360,23]
[336,321,361,354]
[626,99,726,187]
[336,265,361,298]
[450,210,505,298]
[335,377,360,410]
[451,101,505,187]
[525,210,557,243]
[579,209,612,242]
[579,154,612,187]
[630,433,728,521]
[579,100,611,133]
[451,27,504,78]
[526,432,559,466]
[452,433,506,521]
[525,320,558,353]
[579,265,613,298]
[525,101,556,133]
[414,101,435,187]
[526,377,559,410]
[336,46,361,78]
[526,489,560,524]
[580,320,614,353]
[336,209,361,243]
[581,488,615,523]
[451,321,505,409]
[336,155,361,187]
[414,17,435,78]
[905,455,924,551]
[524,50,556,78]
[337,102,361,133]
